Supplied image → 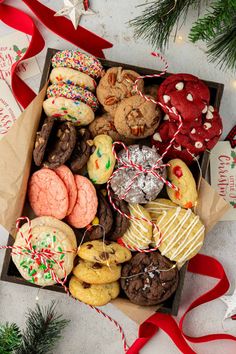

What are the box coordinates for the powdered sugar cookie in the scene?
[43,97,95,126]
[12,224,76,286]
[51,50,104,79]
[28,168,69,219]
[54,165,77,215]
[66,175,98,228]
[47,83,99,111]
[49,67,96,92]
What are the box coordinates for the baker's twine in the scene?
[107,52,183,253]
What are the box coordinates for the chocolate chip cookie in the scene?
[96,67,144,116]
[33,117,55,166]
[114,95,162,139]
[44,122,77,169]
[87,192,113,240]
[121,252,179,306]
[108,193,130,241]
[69,128,91,174]
[89,113,134,144]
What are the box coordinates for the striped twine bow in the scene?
[0,217,129,352]
[107,52,184,253]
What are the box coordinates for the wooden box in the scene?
[0,48,224,316]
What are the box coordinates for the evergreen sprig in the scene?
[0,323,21,354]
[16,302,69,354]
[130,0,236,71]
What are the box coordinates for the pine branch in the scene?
[16,302,69,354]
[130,0,205,50]
[0,323,21,354]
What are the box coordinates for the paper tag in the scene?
[0,32,40,84]
[0,80,21,139]
[210,141,236,221]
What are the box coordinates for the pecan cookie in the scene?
[89,113,134,144]
[86,192,113,240]
[43,122,77,169]
[121,252,179,306]
[33,117,55,166]
[69,128,91,174]
[96,67,144,116]
[114,95,162,139]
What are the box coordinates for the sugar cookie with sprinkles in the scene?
[47,83,99,112]
[154,207,205,264]
[43,97,95,126]
[119,204,153,250]
[12,224,76,286]
[49,67,96,92]
[51,50,104,79]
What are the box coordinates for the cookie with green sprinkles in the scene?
[12,224,76,286]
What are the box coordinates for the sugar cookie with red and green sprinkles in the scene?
[87,135,116,184]
[51,50,104,79]
[43,97,95,126]
[49,67,97,92]
[47,83,99,112]
[12,225,76,286]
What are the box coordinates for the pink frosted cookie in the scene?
[67,175,98,228]
[28,168,69,219]
[54,165,77,215]
[47,83,99,112]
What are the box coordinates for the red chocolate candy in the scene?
[158,73,210,122]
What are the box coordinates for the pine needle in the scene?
[0,323,21,354]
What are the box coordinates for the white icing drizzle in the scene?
[156,208,205,262]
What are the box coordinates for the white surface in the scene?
[0,1,236,353]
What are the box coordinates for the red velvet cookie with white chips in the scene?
[158,73,210,122]
[152,105,223,164]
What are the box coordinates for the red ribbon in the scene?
[225,125,236,148]
[0,0,112,108]
[128,254,236,354]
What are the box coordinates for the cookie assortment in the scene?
[12,50,223,309]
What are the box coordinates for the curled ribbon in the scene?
[0,217,129,352]
[107,52,183,253]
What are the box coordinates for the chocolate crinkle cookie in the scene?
[110,145,166,204]
[121,252,179,306]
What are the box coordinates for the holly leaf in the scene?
[231,163,235,169]
[13,45,19,52]
[15,55,20,61]
[21,47,27,54]
[231,150,236,158]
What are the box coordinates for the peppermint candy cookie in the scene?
[154,207,205,264]
[110,145,166,204]
[73,258,121,284]
[43,97,95,126]
[47,83,99,111]
[158,73,210,122]
[51,50,104,79]
[49,67,96,92]
[69,276,120,306]
[12,223,76,286]
[97,67,144,116]
[119,204,152,250]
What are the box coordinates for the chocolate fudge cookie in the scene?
[33,117,54,166]
[44,122,77,169]
[114,95,162,139]
[108,194,130,241]
[110,145,166,204]
[96,67,144,116]
[121,252,179,306]
[87,192,113,240]
[89,113,133,144]
[69,128,91,174]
